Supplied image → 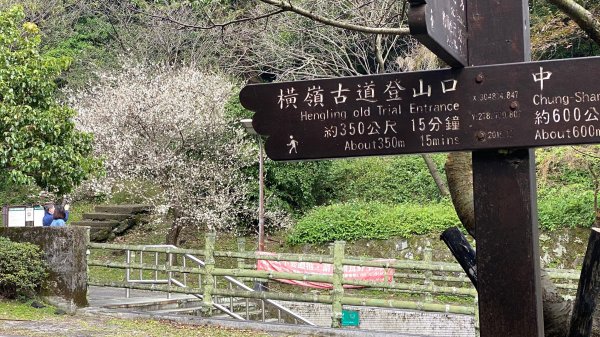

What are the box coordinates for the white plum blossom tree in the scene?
[71,64,254,245]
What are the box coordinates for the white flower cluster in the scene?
[70,63,254,232]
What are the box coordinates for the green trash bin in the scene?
[341,309,360,327]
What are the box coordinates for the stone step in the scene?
[90,227,112,242]
[105,296,202,311]
[83,212,131,221]
[71,220,120,228]
[94,204,153,215]
[212,309,264,320]
[150,306,206,315]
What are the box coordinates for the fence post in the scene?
[424,240,433,302]
[237,237,247,283]
[167,251,173,299]
[125,249,131,298]
[331,240,345,328]
[237,237,246,270]
[203,232,216,315]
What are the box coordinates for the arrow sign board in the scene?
[408,0,468,67]
[240,57,600,161]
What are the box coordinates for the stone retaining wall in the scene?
[0,227,89,307]
[277,302,476,337]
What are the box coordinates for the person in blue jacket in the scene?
[43,203,69,226]
[50,205,67,227]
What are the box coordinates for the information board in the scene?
[240,57,600,161]
[34,206,44,227]
[7,207,26,227]
[4,205,45,227]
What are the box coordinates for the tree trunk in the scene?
[444,151,574,336]
[546,0,600,45]
[542,268,572,337]
[166,207,184,246]
[445,152,475,237]
[422,154,449,197]
[569,228,600,337]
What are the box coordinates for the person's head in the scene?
[44,203,55,215]
[53,205,66,220]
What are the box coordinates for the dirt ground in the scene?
[0,313,280,337]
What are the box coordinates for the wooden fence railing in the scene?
[87,233,580,328]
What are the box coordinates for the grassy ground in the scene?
[0,300,288,337]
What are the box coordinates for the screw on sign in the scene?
[239,57,600,162]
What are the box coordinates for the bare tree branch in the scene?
[375,34,385,70]
[546,0,600,45]
[129,5,285,30]
[258,0,410,35]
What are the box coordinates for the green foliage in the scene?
[225,91,334,215]
[537,147,592,187]
[0,237,47,299]
[265,161,334,214]
[0,181,40,205]
[45,16,118,89]
[329,155,446,204]
[0,299,56,320]
[538,185,595,230]
[534,147,598,230]
[287,201,460,244]
[64,202,95,223]
[0,6,102,194]
[46,16,113,59]
[224,91,253,121]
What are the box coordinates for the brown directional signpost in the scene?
[240,1,600,336]
[241,57,600,162]
[408,0,468,67]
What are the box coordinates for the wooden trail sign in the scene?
[466,1,543,336]
[240,56,600,161]
[408,0,468,67]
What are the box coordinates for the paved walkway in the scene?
[87,285,197,308]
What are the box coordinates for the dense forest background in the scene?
[1,0,600,246]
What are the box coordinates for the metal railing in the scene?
[90,241,315,325]
[87,234,581,329]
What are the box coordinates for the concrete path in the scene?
[87,285,197,308]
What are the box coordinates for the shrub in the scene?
[0,237,47,299]
[287,201,460,244]
[0,181,41,205]
[538,185,595,230]
[265,161,334,214]
[328,155,447,204]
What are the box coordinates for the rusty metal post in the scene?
[467,1,543,336]
[258,137,265,252]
